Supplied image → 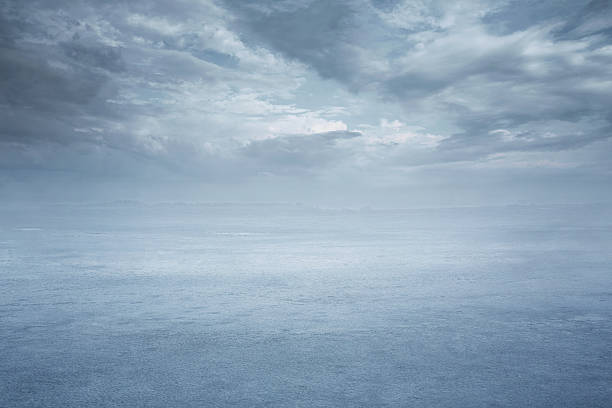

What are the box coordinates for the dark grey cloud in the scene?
[0,45,119,148]
[225,0,361,84]
[191,49,239,69]
[61,40,125,73]
[0,0,239,157]
[482,0,585,35]
[0,2,127,152]
[556,0,612,39]
[432,126,611,165]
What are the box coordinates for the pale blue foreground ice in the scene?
[1,203,611,407]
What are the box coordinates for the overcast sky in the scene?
[1,0,611,206]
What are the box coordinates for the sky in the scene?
[1,0,611,206]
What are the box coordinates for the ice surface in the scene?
[1,203,611,407]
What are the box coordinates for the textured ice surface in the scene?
[1,203,611,407]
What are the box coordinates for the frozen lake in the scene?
[1,203,611,407]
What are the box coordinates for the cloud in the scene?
[225,0,361,83]
[1,0,611,204]
[222,0,612,161]
[0,0,306,158]
[241,130,362,174]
